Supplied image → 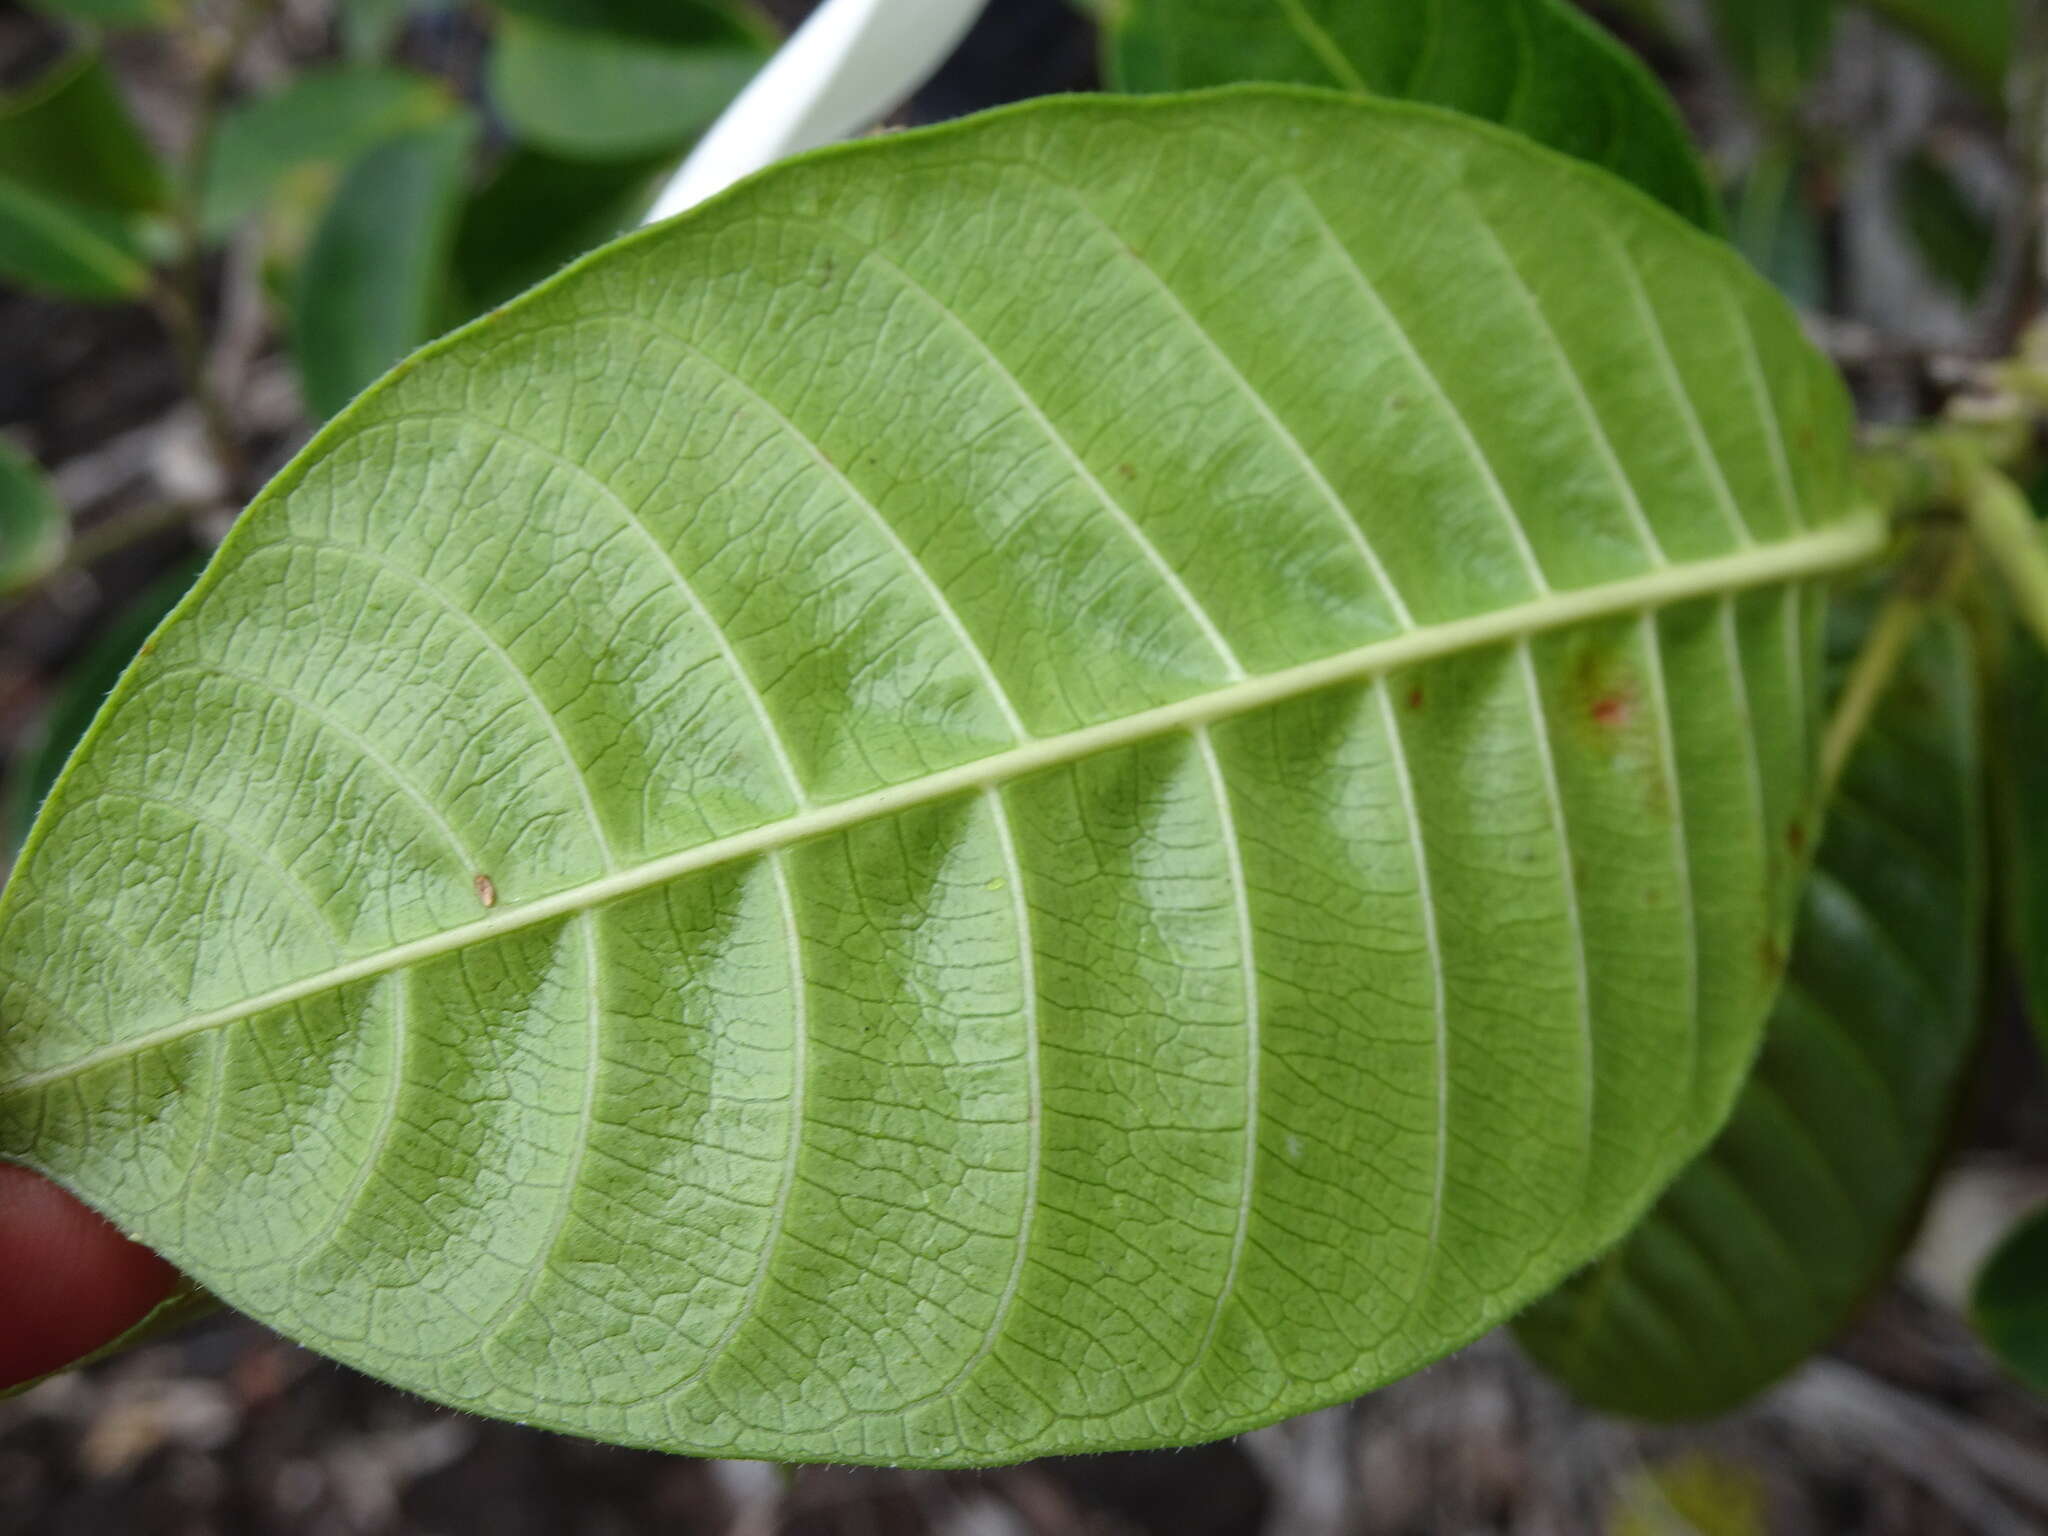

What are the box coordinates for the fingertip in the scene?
[0,1162,178,1393]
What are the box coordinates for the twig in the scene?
[1819,583,1927,796]
[153,0,273,498]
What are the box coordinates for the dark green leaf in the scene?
[487,10,764,160]
[0,444,67,596]
[447,145,667,320]
[200,67,453,239]
[1106,0,1719,230]
[1517,596,1986,1418]
[491,0,771,48]
[1996,629,2048,1059]
[1729,148,1828,309]
[24,0,176,29]
[1710,0,1835,110]
[290,112,477,420]
[1973,1204,2048,1393]
[0,91,1878,1465]
[1897,149,1995,304]
[1863,0,2009,99]
[4,558,204,853]
[0,50,166,214]
[0,173,152,300]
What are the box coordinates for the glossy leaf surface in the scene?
[0,93,1877,1465]
[1106,0,1718,230]
[1517,597,1985,1418]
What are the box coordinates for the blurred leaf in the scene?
[290,112,477,419]
[0,50,166,214]
[0,444,66,596]
[1974,1204,2048,1393]
[1730,147,1828,309]
[487,8,765,160]
[200,67,452,239]
[1897,148,1995,304]
[1106,0,1720,231]
[24,0,177,28]
[341,0,415,59]
[1611,1455,1771,1536]
[1996,625,2048,1060]
[1518,597,1987,1418]
[447,144,666,319]
[1711,0,1835,110]
[0,174,152,299]
[1862,0,2009,98]
[4,557,203,853]
[491,0,773,46]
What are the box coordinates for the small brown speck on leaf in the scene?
[1787,821,1807,855]
[1589,692,1631,727]
[475,874,497,908]
[1405,686,1424,711]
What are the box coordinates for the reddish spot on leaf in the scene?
[0,1161,177,1392]
[1590,692,1631,727]
[1787,821,1807,856]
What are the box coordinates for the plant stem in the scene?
[154,0,270,499]
[1820,586,1927,798]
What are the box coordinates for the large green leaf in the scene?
[1517,596,1985,1418]
[0,91,1880,1465]
[1974,1204,2048,1393]
[1106,0,1719,230]
[290,113,477,420]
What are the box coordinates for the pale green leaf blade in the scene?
[1105,0,1720,230]
[1973,1203,2048,1393]
[486,9,765,161]
[0,173,151,300]
[0,443,68,596]
[200,66,453,239]
[289,113,477,420]
[0,92,1876,1467]
[1516,596,1986,1419]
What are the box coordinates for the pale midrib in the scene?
[0,516,1887,1099]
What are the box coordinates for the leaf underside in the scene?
[1516,598,1986,1419]
[0,91,1873,1466]
[1107,0,1720,232]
